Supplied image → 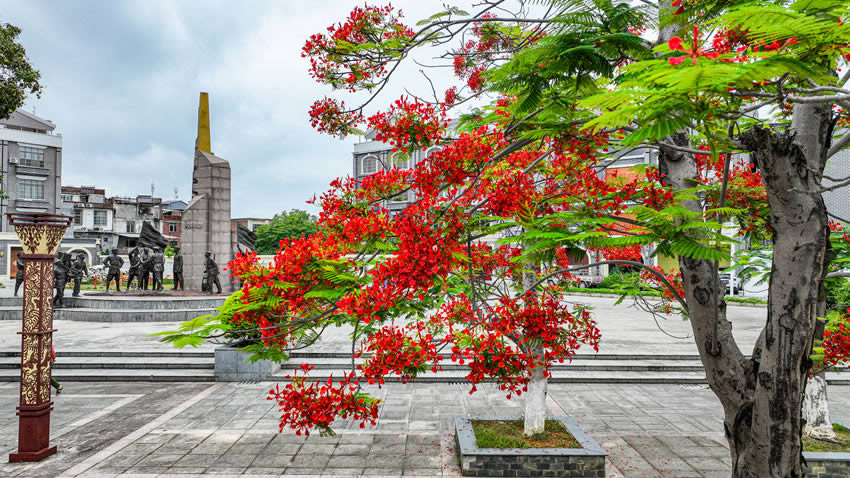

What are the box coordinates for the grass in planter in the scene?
[470,419,581,449]
[803,423,850,452]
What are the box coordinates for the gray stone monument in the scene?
[181,92,234,292]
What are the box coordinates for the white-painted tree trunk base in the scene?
[524,364,547,436]
[803,374,836,440]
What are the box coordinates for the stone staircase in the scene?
[0,350,846,384]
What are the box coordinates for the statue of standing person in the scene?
[151,248,164,291]
[140,248,152,290]
[204,251,222,294]
[70,253,88,297]
[126,246,141,289]
[172,247,184,291]
[103,249,124,292]
[13,252,24,296]
[54,253,70,307]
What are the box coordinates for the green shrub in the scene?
[825,278,850,312]
[599,272,639,290]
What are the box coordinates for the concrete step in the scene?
[281,357,709,372]
[0,368,215,382]
[0,350,214,358]
[270,368,850,385]
[0,356,213,369]
[0,306,217,322]
[0,295,226,310]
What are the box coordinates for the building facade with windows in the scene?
[352,129,440,213]
[0,110,63,229]
[0,111,99,277]
[162,199,187,246]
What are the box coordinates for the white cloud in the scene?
[8,0,476,217]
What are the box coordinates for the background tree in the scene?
[0,22,41,120]
[253,209,317,255]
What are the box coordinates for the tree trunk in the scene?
[522,269,547,436]
[656,103,833,477]
[803,373,836,440]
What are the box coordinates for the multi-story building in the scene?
[61,186,167,255]
[0,110,63,229]
[61,186,113,242]
[0,111,99,277]
[109,195,163,253]
[352,129,439,214]
[162,199,187,246]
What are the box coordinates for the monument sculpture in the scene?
[103,249,124,292]
[172,247,184,290]
[53,253,71,307]
[70,253,88,297]
[152,247,164,291]
[13,252,24,296]
[181,92,234,292]
[126,246,141,289]
[140,248,152,290]
[203,251,222,294]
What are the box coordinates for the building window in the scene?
[94,210,107,226]
[73,209,82,225]
[391,152,409,170]
[252,224,262,231]
[61,194,73,202]
[19,179,44,200]
[391,191,410,203]
[126,221,136,233]
[18,146,45,167]
[361,155,379,175]
[168,222,178,232]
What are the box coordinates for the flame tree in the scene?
[159,1,850,475]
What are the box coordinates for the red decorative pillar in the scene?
[7,213,71,463]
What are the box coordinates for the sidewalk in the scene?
[0,381,846,477]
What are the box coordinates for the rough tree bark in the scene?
[658,102,834,477]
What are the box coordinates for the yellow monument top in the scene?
[196,92,211,153]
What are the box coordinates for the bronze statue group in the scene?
[101,245,174,293]
[13,245,222,308]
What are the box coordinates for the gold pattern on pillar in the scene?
[7,213,72,463]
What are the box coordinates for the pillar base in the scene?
[9,402,56,462]
[9,445,56,463]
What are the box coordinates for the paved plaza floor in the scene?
[0,381,846,477]
[0,290,832,477]
[0,294,767,356]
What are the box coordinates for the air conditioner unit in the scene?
[8,157,18,165]
[93,227,101,231]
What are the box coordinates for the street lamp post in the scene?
[7,212,71,463]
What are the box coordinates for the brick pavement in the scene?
[0,381,845,477]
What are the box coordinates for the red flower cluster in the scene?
[823,311,850,369]
[269,365,379,436]
[369,96,448,153]
[309,98,364,138]
[668,26,720,66]
[302,4,414,91]
[357,322,442,384]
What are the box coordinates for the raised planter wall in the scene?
[455,416,606,477]
[214,346,278,382]
[803,452,850,477]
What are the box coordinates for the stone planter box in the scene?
[214,345,278,382]
[455,416,606,477]
[803,422,850,478]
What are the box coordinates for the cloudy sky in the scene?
[7,1,468,217]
